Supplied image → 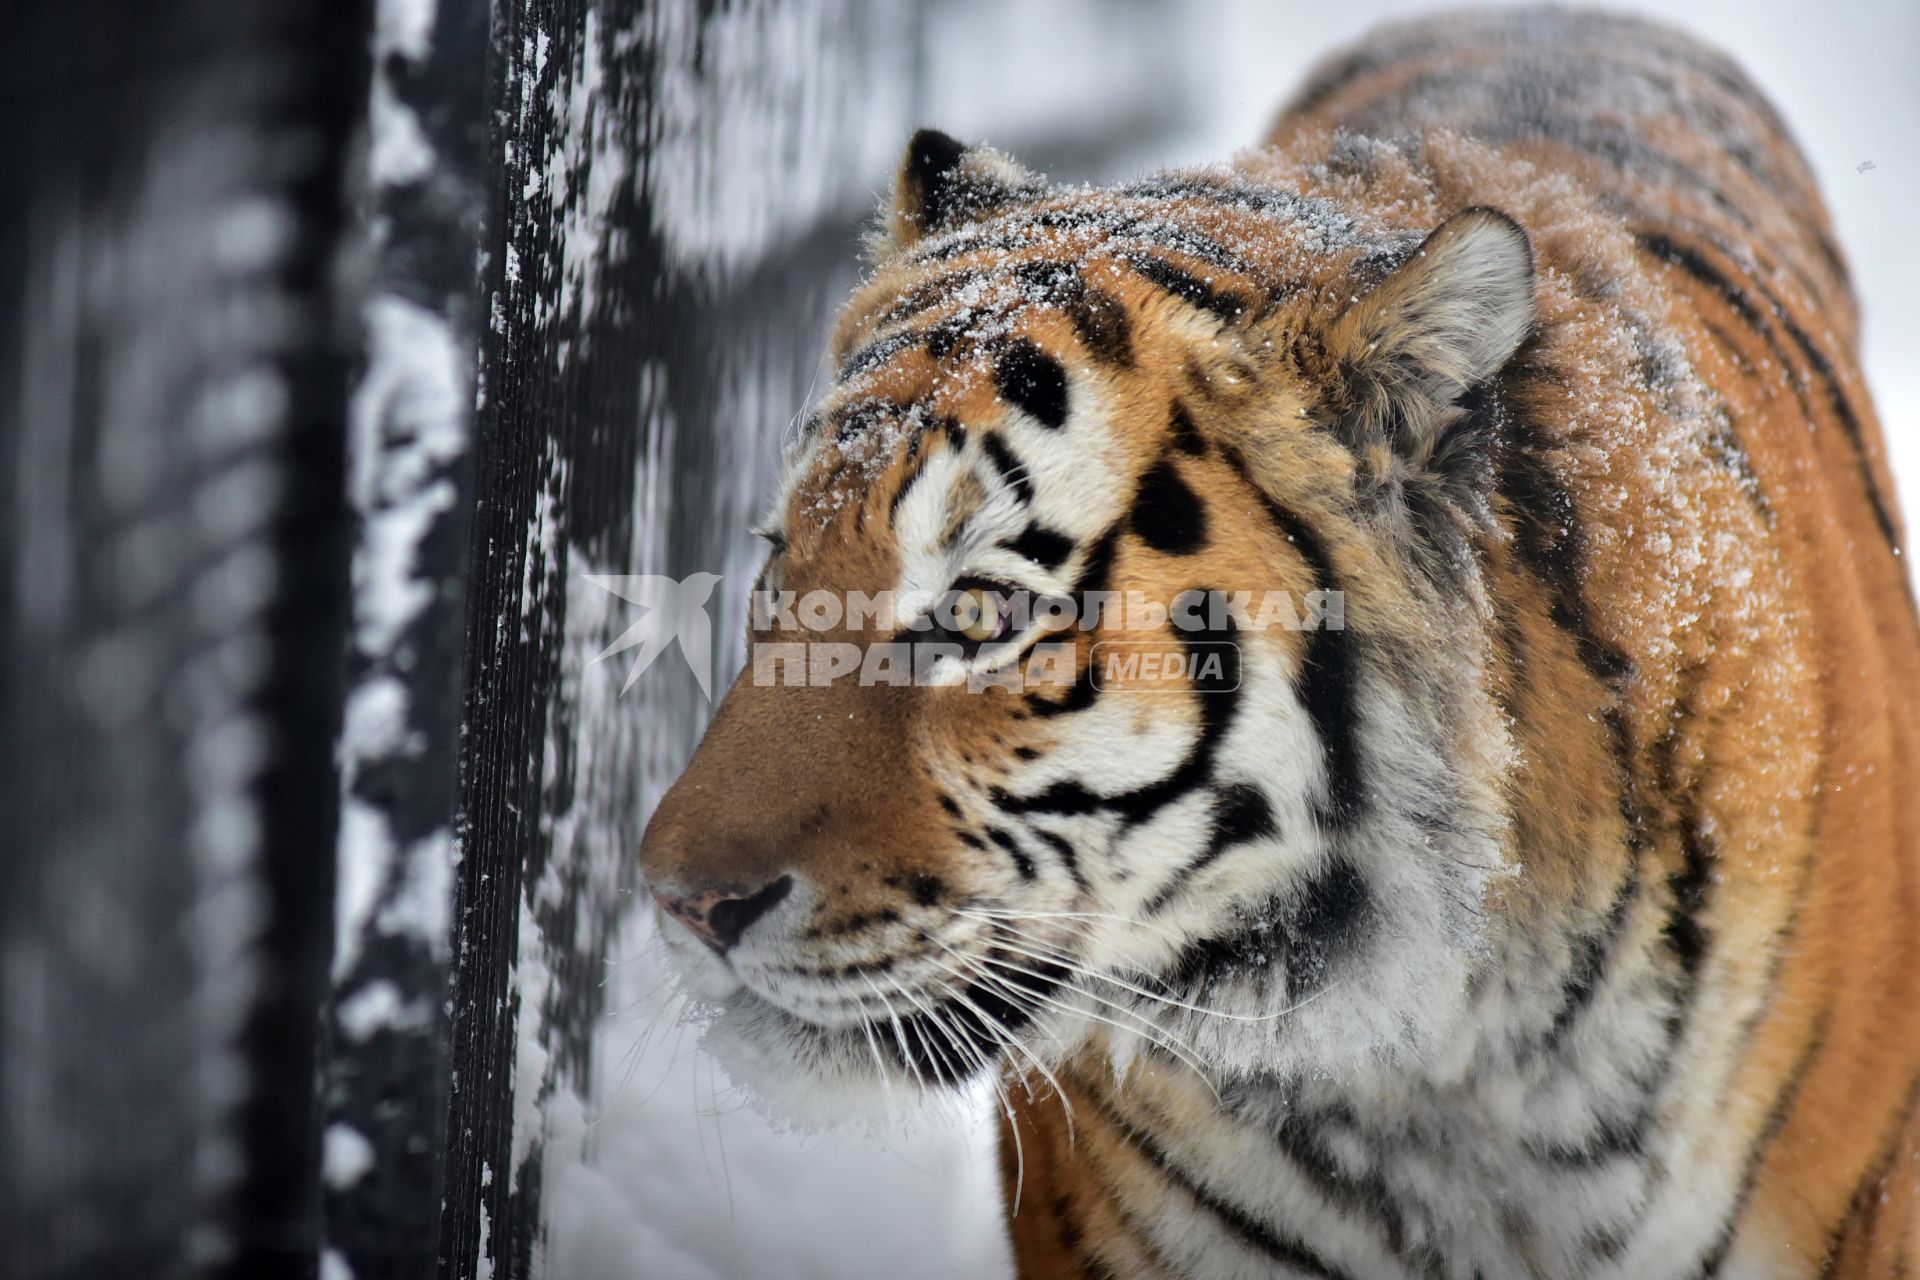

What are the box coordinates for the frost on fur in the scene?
[880,128,1047,256]
[1328,206,1534,447]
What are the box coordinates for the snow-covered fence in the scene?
[2,2,1197,1277]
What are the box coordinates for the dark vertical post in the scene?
[0,1,367,1277]
[443,2,662,1271]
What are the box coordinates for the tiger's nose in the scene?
[651,875,795,953]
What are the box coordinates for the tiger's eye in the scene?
[955,587,1000,643]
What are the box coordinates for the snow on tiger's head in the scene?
[638,129,1535,1115]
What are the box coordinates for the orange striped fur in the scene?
[639,10,1920,1277]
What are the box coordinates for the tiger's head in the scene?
[639,130,1536,1112]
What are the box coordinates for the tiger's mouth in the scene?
[658,905,1173,1100]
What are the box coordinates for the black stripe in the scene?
[1703,405,1772,525]
[1130,458,1208,555]
[1544,860,1642,1047]
[1222,447,1366,827]
[1765,285,1900,548]
[1048,1186,1132,1280]
[1000,524,1074,571]
[1638,30,1795,143]
[1270,1099,1437,1273]
[1055,1096,1186,1278]
[1635,231,1899,551]
[1631,226,1780,339]
[1663,810,1713,978]
[1077,1075,1357,1280]
[1144,783,1277,914]
[1168,855,1369,998]
[979,432,1033,504]
[1117,174,1354,247]
[839,325,924,380]
[1487,112,1756,232]
[1127,255,1253,325]
[1651,660,1716,995]
[887,429,931,520]
[994,339,1070,428]
[1643,667,1720,1166]
[1027,670,1098,719]
[1286,45,1398,117]
[984,826,1036,880]
[1817,1068,1920,1278]
[1528,701,1674,1163]
[1168,401,1206,456]
[1661,708,1832,1274]
[882,267,986,324]
[1327,46,1773,245]
[1024,523,1119,719]
[1595,817,1714,1164]
[1031,827,1087,893]
[1495,414,1635,688]
[1063,279,1135,367]
[916,206,1249,274]
[1699,318,1756,375]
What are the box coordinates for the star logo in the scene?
[581,572,723,698]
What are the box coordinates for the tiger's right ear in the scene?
[884,129,1045,253]
[1324,207,1535,466]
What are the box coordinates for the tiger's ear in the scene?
[884,129,1045,252]
[1326,207,1534,465]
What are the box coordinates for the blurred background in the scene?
[2,2,1913,1278]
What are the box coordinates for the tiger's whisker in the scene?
[978,932,1322,1025]
[919,951,1079,1142]
[936,941,1223,1104]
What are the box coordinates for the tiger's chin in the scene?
[661,943,1060,1126]
[683,984,1069,1129]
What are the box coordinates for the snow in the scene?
[641,5,917,274]
[555,4,1920,1278]
[543,912,1010,1280]
[336,978,429,1042]
[347,295,466,656]
[369,74,436,187]
[377,0,438,62]
[324,1123,377,1189]
[331,292,467,988]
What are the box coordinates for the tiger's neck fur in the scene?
[976,12,1920,1280]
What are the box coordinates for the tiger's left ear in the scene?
[884,129,1046,253]
[1326,207,1534,465]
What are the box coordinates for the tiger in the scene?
[637,8,1920,1278]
